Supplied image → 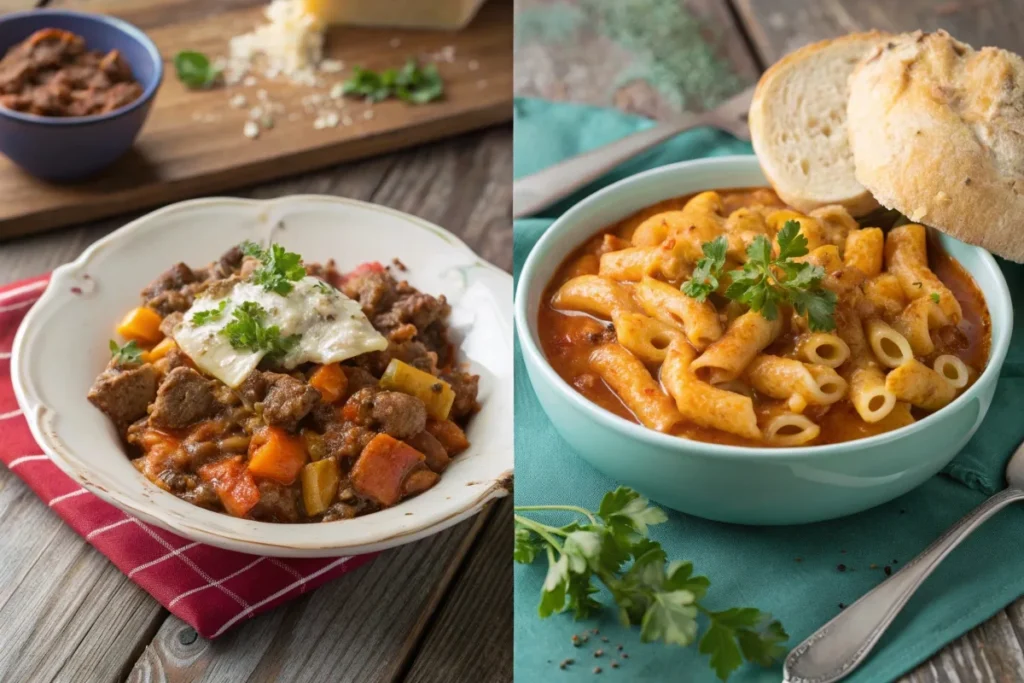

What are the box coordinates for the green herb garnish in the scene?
[173,51,221,89]
[681,235,728,301]
[722,221,837,332]
[191,300,227,326]
[515,488,788,681]
[222,301,300,360]
[930,292,940,304]
[240,241,306,296]
[314,280,335,295]
[342,59,444,104]
[109,339,144,366]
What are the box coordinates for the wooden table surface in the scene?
[0,61,513,683]
[516,1,1024,682]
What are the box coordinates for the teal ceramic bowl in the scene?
[515,156,1013,525]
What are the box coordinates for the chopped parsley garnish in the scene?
[722,221,837,332]
[314,280,335,295]
[930,292,941,304]
[109,339,144,365]
[191,300,227,326]
[342,59,444,104]
[173,51,221,89]
[222,301,300,360]
[515,487,788,681]
[681,235,728,301]
[240,241,306,295]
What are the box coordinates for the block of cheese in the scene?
[302,0,486,29]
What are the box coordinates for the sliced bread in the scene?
[749,32,889,217]
[847,30,1024,262]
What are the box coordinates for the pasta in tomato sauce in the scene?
[537,188,991,448]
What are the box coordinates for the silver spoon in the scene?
[511,86,754,220]
[784,438,1024,683]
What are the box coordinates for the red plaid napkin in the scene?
[0,274,374,639]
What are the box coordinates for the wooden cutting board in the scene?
[0,0,512,239]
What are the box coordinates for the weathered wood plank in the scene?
[731,0,1024,65]
[402,498,512,683]
[515,0,758,120]
[127,505,498,683]
[899,606,1024,683]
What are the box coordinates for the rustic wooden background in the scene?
[516,1,1024,681]
[0,1,512,682]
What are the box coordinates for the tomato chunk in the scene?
[198,456,260,518]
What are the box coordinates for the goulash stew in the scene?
[0,29,143,117]
[89,243,479,522]
[539,189,991,447]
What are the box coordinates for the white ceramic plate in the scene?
[12,196,513,557]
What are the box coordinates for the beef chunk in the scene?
[146,290,193,317]
[88,361,159,428]
[216,245,244,277]
[343,269,397,317]
[443,371,480,420]
[159,311,183,337]
[249,480,301,523]
[341,387,426,439]
[342,366,379,394]
[323,423,376,461]
[348,350,391,378]
[407,430,450,473]
[389,341,438,374]
[371,391,427,439]
[341,387,378,425]
[260,372,320,431]
[153,348,188,376]
[142,263,195,303]
[376,292,450,332]
[150,367,221,429]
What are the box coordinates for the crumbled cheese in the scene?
[249,105,264,119]
[320,59,344,73]
[228,0,326,84]
[341,114,353,126]
[329,82,344,99]
[243,76,258,87]
[363,109,374,120]
[243,120,260,139]
[261,113,275,129]
[229,93,248,108]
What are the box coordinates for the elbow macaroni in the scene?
[539,188,990,448]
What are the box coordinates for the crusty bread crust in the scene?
[848,30,1024,262]
[750,32,889,217]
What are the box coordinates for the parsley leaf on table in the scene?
[191,300,227,326]
[222,301,300,360]
[681,235,728,301]
[930,292,941,304]
[722,220,837,331]
[342,59,444,104]
[515,487,788,681]
[173,51,221,89]
[109,339,144,366]
[240,241,306,295]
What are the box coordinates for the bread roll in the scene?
[749,32,888,217]
[848,30,1024,262]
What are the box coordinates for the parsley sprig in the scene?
[240,241,306,296]
[191,300,227,326]
[681,220,836,331]
[681,235,728,301]
[109,339,144,366]
[515,488,788,681]
[173,51,221,89]
[222,301,300,360]
[342,59,444,104]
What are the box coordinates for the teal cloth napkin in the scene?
[513,97,1024,682]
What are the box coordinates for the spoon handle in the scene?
[511,112,705,220]
[784,487,1024,683]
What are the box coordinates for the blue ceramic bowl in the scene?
[0,10,162,181]
[515,156,1014,525]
